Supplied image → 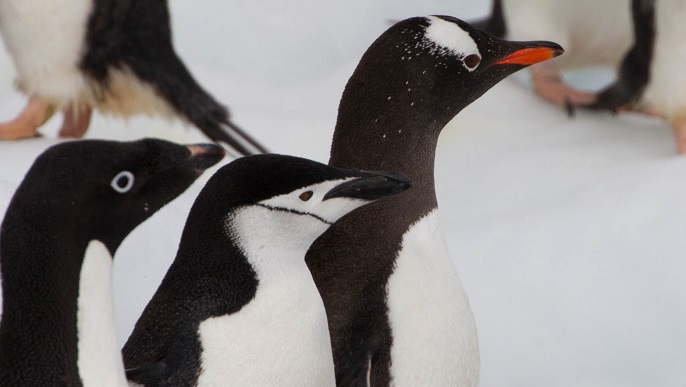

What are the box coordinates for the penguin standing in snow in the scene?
[581,0,686,154]
[0,139,224,386]
[474,0,632,107]
[305,16,563,386]
[0,0,266,156]
[122,154,411,386]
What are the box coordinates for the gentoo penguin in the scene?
[0,0,266,156]
[305,16,563,386]
[121,154,411,386]
[474,0,632,107]
[0,139,224,386]
[582,0,686,154]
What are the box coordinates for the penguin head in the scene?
[336,15,564,135]
[184,154,411,257]
[12,139,225,254]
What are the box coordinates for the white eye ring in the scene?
[111,171,135,193]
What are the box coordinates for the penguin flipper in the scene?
[125,334,186,386]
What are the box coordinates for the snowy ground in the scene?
[1,1,685,386]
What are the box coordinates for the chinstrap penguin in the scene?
[122,154,411,387]
[0,0,266,156]
[0,139,224,386]
[305,16,563,386]
[474,0,632,108]
[580,0,686,154]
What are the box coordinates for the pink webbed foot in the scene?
[0,97,54,140]
[672,119,686,155]
[58,104,92,138]
[530,62,597,107]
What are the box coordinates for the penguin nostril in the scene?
[299,191,313,201]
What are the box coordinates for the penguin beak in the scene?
[186,143,226,171]
[323,171,412,201]
[495,41,564,66]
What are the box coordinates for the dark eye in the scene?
[463,54,481,69]
[299,191,313,201]
[111,171,135,194]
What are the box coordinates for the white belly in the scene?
[197,265,335,387]
[639,0,686,122]
[77,240,128,387]
[0,0,92,102]
[386,210,479,386]
[503,0,632,68]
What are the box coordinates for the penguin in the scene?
[0,139,224,386]
[121,154,412,387]
[0,0,267,156]
[581,0,686,154]
[473,0,632,108]
[304,16,563,386]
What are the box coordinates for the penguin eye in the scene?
[111,171,135,194]
[299,191,313,201]
[463,54,481,70]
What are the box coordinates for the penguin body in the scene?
[305,16,563,386]
[0,139,224,386]
[0,0,266,156]
[123,154,411,387]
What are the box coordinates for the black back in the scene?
[122,154,399,386]
[583,0,656,112]
[306,16,559,385]
[0,139,221,386]
[80,0,267,156]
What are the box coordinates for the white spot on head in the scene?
[423,16,481,71]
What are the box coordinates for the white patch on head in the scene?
[423,16,481,71]
[258,178,369,226]
[77,240,128,387]
[386,210,480,385]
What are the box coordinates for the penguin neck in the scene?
[0,217,124,384]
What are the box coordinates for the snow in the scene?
[1,1,685,386]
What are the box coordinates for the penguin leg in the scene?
[58,104,92,138]
[672,118,686,154]
[530,62,597,106]
[0,97,55,140]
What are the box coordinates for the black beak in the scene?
[323,171,412,201]
[494,40,564,67]
[186,143,226,171]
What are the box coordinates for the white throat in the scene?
[77,240,127,387]
[196,206,335,386]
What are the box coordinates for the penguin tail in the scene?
[470,0,506,37]
[144,55,269,157]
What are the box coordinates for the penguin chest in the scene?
[386,210,479,386]
[0,0,93,101]
[196,267,335,387]
[76,240,127,387]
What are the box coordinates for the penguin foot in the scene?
[530,62,597,107]
[58,104,92,138]
[672,119,686,155]
[0,97,54,140]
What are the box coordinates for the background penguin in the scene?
[0,0,267,156]
[305,16,562,386]
[0,139,224,386]
[122,154,411,386]
[474,0,632,108]
[581,0,686,154]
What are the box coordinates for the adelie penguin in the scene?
[474,0,632,108]
[305,16,563,386]
[0,139,224,386]
[0,0,267,156]
[122,154,411,386]
[580,0,686,154]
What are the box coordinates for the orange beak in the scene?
[496,46,564,66]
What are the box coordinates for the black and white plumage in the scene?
[0,139,224,386]
[0,0,267,156]
[305,16,563,386]
[582,0,686,154]
[122,154,411,387]
[474,0,632,108]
